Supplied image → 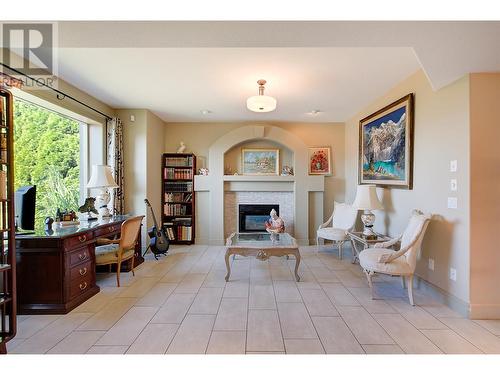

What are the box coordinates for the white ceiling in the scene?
[52,21,500,122]
[57,47,419,122]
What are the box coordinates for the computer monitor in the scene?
[15,185,36,232]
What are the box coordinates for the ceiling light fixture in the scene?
[200,109,212,115]
[309,110,321,115]
[246,79,277,113]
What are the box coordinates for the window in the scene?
[13,98,83,228]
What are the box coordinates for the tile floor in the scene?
[8,244,500,354]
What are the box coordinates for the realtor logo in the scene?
[2,23,56,76]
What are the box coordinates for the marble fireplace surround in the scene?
[224,191,295,239]
[194,125,325,245]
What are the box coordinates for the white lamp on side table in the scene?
[87,165,118,217]
[352,184,383,237]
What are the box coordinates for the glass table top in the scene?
[228,232,296,247]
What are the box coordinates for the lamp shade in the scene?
[87,165,118,189]
[246,95,277,112]
[352,184,383,210]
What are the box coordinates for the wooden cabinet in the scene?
[15,216,143,314]
[0,88,16,353]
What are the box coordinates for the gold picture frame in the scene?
[358,93,414,189]
[309,147,332,175]
[241,148,280,175]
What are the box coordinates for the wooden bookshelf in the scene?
[161,153,196,244]
[0,88,16,354]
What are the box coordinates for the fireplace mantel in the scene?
[194,125,325,245]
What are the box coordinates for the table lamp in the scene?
[87,165,118,217]
[352,184,383,236]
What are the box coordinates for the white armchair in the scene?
[316,201,358,259]
[359,210,432,305]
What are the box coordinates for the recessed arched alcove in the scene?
[194,124,325,245]
[223,139,294,176]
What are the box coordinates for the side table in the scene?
[347,231,392,264]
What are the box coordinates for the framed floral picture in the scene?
[309,147,332,175]
[359,93,414,189]
[241,148,280,175]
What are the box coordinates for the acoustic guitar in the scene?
[144,198,169,259]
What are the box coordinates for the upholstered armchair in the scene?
[359,210,432,305]
[95,215,144,287]
[316,201,358,259]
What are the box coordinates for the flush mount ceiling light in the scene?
[246,79,277,113]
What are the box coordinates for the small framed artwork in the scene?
[241,148,280,175]
[359,93,414,189]
[309,147,332,175]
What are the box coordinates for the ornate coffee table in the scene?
[225,232,301,282]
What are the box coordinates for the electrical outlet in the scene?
[428,258,435,271]
[450,179,457,191]
[448,197,458,209]
[450,267,457,281]
[450,160,457,172]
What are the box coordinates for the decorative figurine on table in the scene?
[198,168,209,176]
[265,209,285,233]
[177,141,186,153]
[78,197,99,221]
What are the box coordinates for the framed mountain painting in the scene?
[359,94,414,189]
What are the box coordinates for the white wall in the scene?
[345,70,470,307]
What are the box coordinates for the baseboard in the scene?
[414,276,470,318]
[468,304,500,319]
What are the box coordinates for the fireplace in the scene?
[239,204,279,233]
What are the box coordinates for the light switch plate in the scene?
[450,179,457,191]
[450,160,457,172]
[448,197,458,209]
[450,267,457,281]
[428,258,435,271]
[130,115,135,122]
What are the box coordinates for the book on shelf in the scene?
[0,170,6,200]
[164,203,190,216]
[164,192,192,203]
[164,167,193,180]
[164,181,193,192]
[164,155,193,167]
[0,133,7,163]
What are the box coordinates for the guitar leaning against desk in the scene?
[144,198,169,259]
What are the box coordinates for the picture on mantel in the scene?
[241,148,280,175]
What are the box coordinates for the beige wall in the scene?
[469,73,500,318]
[345,70,471,306]
[146,111,166,230]
[118,109,166,247]
[164,122,345,223]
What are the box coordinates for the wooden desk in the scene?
[15,215,143,314]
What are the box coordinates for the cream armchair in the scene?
[316,201,358,259]
[359,210,431,305]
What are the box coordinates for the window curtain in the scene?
[106,117,125,215]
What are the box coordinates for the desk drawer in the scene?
[68,246,92,267]
[94,224,120,238]
[69,273,94,299]
[64,232,94,250]
[70,260,93,281]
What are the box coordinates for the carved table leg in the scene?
[225,249,232,282]
[293,250,301,282]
